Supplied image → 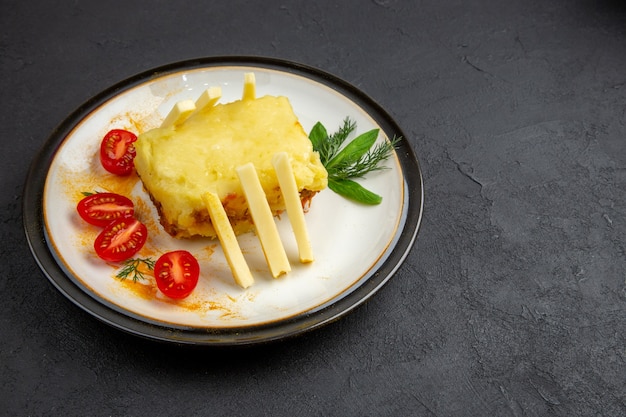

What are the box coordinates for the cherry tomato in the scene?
[99,129,137,176]
[76,192,134,227]
[94,217,147,262]
[154,250,200,299]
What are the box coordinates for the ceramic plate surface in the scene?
[23,57,423,345]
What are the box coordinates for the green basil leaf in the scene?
[308,122,328,153]
[328,177,382,205]
[326,129,379,171]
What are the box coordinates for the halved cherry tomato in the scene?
[99,129,137,176]
[77,192,134,227]
[94,217,147,262]
[154,250,200,299]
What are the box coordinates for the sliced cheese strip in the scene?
[194,86,222,112]
[202,191,254,289]
[236,163,291,278]
[160,99,196,128]
[242,72,256,100]
[272,152,314,263]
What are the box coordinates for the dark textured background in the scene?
[2,0,625,416]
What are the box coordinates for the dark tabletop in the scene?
[2,0,625,416]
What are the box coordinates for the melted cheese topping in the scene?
[134,93,327,238]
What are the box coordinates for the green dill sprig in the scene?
[81,190,105,197]
[116,257,155,282]
[310,117,356,166]
[309,117,400,205]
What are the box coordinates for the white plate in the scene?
[24,57,423,345]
